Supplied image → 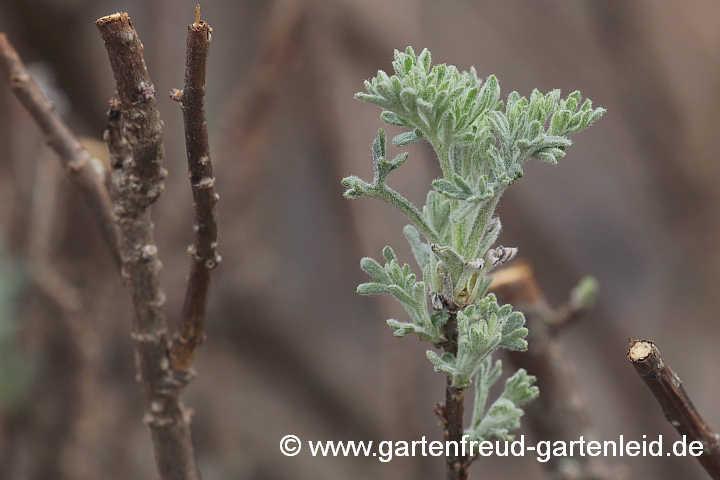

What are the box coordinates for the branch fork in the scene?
[1,7,220,480]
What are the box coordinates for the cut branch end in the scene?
[627,339,654,362]
[96,12,130,27]
[628,339,720,478]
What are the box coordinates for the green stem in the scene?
[366,185,439,244]
[470,358,493,430]
[435,143,453,179]
[464,196,501,258]
[434,143,466,252]
[451,200,465,254]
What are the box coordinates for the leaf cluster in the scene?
[426,294,527,388]
[466,356,539,441]
[357,246,445,343]
[356,47,500,161]
[343,47,603,441]
[344,47,604,263]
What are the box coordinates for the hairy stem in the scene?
[434,142,453,179]
[170,11,220,372]
[364,184,439,244]
[464,196,500,259]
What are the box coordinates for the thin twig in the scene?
[0,34,121,270]
[628,340,720,479]
[491,260,628,480]
[96,13,200,480]
[170,7,220,372]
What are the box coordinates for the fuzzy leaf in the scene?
[431,244,465,284]
[467,367,537,441]
[427,350,456,375]
[381,110,407,126]
[360,257,390,283]
[393,130,423,147]
[359,247,443,343]
[470,356,504,430]
[404,225,432,269]
[424,191,452,245]
[357,282,391,295]
[501,369,539,406]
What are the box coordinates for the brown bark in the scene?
[0,34,121,269]
[170,12,219,372]
[436,311,468,480]
[96,13,200,480]
[628,340,720,479]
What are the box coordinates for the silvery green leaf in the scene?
[467,367,537,441]
[390,152,409,168]
[404,225,431,268]
[478,74,500,112]
[471,398,523,441]
[388,284,415,305]
[427,350,456,375]
[372,129,386,161]
[431,244,465,284]
[359,257,390,283]
[432,178,464,199]
[393,130,422,147]
[341,176,372,199]
[383,245,398,264]
[470,356,503,430]
[418,48,431,73]
[450,201,478,224]
[550,109,571,135]
[424,191,452,244]
[387,319,423,338]
[499,327,529,351]
[381,110,407,126]
[354,92,388,108]
[501,369,539,406]
[502,312,525,336]
[357,283,391,295]
[430,310,449,328]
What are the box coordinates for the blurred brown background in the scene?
[1,0,719,479]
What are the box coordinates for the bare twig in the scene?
[96,13,199,480]
[628,340,720,479]
[170,7,219,372]
[0,34,121,269]
[491,261,628,480]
